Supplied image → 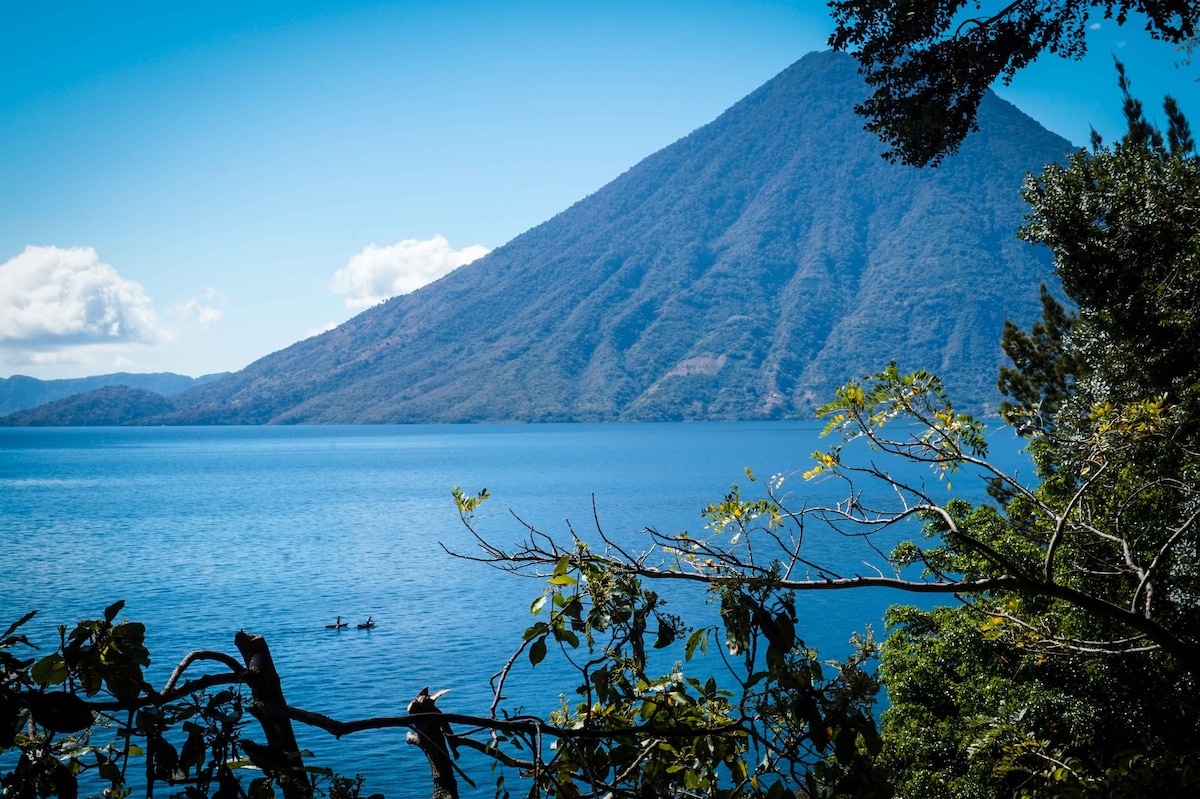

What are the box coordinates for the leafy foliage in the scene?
[452,492,892,798]
[875,74,1200,797]
[829,0,1200,165]
[1018,83,1200,435]
[0,603,381,799]
[442,75,1200,797]
[996,286,1080,433]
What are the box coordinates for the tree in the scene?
[0,592,890,799]
[451,360,1196,797]
[447,487,893,799]
[828,0,1200,165]
[440,69,1200,797]
[0,602,391,799]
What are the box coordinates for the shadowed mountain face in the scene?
[0,386,178,426]
[167,51,1072,424]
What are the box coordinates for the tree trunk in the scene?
[406,688,458,799]
[234,631,313,799]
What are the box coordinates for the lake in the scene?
[0,422,1029,797]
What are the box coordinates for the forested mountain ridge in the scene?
[0,372,225,416]
[0,386,178,426]
[19,51,1074,424]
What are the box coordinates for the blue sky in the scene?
[1,1,1196,380]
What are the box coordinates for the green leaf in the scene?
[1,610,37,643]
[861,720,884,756]
[249,776,273,799]
[103,600,126,624]
[553,626,580,648]
[28,691,94,733]
[97,756,122,784]
[685,628,708,660]
[31,654,68,686]
[45,757,78,799]
[241,739,290,772]
[654,621,676,649]
[530,595,548,616]
[522,623,547,642]
[528,637,547,666]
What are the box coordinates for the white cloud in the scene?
[0,246,169,352]
[331,235,489,310]
[1090,22,1102,30]
[172,289,225,329]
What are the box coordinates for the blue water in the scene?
[0,422,1029,797]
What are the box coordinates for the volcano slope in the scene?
[163,50,1072,424]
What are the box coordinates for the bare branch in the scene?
[1046,461,1109,583]
[1133,504,1200,614]
[259,701,744,742]
[163,650,245,692]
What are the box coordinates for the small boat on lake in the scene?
[326,616,348,629]
[357,616,375,629]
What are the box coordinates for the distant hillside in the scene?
[0,386,177,426]
[30,51,1075,425]
[0,372,225,416]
